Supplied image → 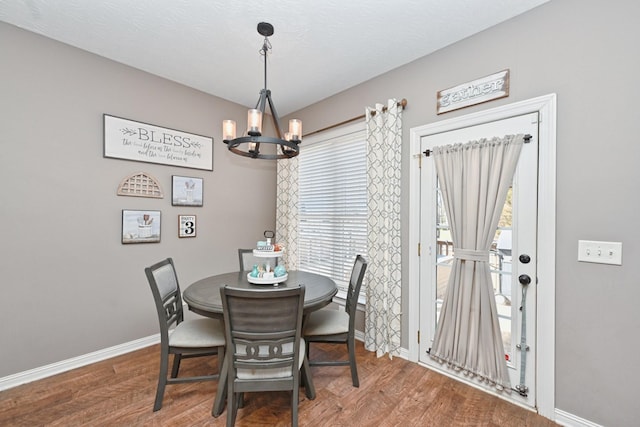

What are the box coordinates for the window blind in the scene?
[298,128,367,294]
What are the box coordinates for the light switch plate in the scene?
[577,240,622,265]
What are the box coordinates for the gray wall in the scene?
[3,0,640,425]
[0,23,276,376]
[288,1,639,426]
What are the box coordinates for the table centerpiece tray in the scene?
[252,250,283,257]
[247,272,288,285]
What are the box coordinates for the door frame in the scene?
[407,94,556,419]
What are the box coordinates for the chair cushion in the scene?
[304,308,349,336]
[169,318,226,348]
[236,339,306,380]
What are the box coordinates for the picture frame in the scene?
[121,209,161,244]
[178,215,197,238]
[104,114,214,171]
[172,175,203,206]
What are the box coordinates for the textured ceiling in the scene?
[0,0,549,115]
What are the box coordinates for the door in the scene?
[418,112,539,409]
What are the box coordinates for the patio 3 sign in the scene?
[437,70,509,114]
[104,114,213,171]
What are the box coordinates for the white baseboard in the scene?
[554,409,603,427]
[0,334,160,392]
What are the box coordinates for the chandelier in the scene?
[222,22,302,160]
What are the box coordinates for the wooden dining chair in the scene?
[303,255,367,387]
[145,258,226,411]
[220,285,308,427]
[237,249,256,271]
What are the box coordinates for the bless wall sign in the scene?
[437,69,509,114]
[104,114,214,171]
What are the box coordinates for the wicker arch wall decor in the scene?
[117,172,163,198]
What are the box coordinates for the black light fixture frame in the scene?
[223,22,301,160]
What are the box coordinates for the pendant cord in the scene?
[260,37,272,92]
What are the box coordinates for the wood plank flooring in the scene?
[0,341,558,426]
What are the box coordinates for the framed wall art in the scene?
[122,209,161,244]
[172,175,203,206]
[178,215,197,238]
[104,114,214,171]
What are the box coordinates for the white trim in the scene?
[408,125,422,363]
[0,334,159,392]
[408,94,556,420]
[554,409,603,427]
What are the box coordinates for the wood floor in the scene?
[0,341,558,426]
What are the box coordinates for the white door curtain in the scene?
[429,134,525,390]
[364,99,403,358]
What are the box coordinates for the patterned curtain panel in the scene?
[429,134,525,390]
[364,99,403,358]
[276,157,299,270]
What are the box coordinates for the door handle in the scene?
[519,254,531,264]
[519,274,531,286]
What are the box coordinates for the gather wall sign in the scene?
[437,69,510,114]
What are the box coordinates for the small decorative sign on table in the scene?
[104,114,213,171]
[178,215,197,238]
[437,69,509,114]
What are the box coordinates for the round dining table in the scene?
[183,270,338,319]
[182,270,338,417]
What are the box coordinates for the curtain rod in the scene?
[422,134,532,157]
[302,98,408,138]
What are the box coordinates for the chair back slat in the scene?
[161,293,182,327]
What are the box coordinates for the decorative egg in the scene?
[250,265,260,278]
[274,265,287,277]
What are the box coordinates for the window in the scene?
[297,123,367,297]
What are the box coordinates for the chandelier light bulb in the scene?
[247,109,262,136]
[222,120,236,141]
[288,119,302,142]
